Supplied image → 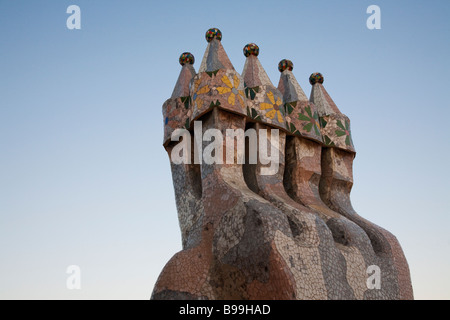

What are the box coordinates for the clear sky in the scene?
[0,0,449,300]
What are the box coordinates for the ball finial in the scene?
[243,43,259,57]
[278,59,294,72]
[205,28,222,42]
[179,52,195,66]
[309,72,324,85]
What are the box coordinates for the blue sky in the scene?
[0,0,449,299]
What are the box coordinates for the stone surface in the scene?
[155,29,413,300]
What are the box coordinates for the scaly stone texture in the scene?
[153,29,413,300]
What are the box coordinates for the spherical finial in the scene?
[309,72,324,85]
[205,28,222,42]
[179,52,195,66]
[243,43,259,57]
[278,59,294,72]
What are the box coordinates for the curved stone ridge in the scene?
[309,73,355,152]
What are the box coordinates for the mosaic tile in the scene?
[309,73,355,153]
[154,28,413,301]
[242,44,286,130]
[162,53,196,145]
[277,62,322,144]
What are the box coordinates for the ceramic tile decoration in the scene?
[241,43,286,130]
[277,60,322,143]
[154,28,413,300]
[309,73,355,152]
[189,28,247,123]
[162,52,196,145]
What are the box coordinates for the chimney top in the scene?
[278,59,294,72]
[243,43,259,57]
